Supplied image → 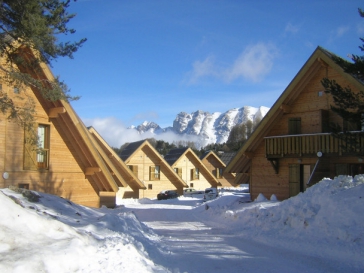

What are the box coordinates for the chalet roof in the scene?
[118,140,188,188]
[88,127,146,190]
[166,147,220,186]
[15,45,120,193]
[225,46,364,174]
[118,140,146,161]
[164,147,188,166]
[200,151,226,167]
[219,152,237,166]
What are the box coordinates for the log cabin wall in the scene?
[249,61,363,201]
[124,145,184,199]
[0,82,102,207]
[173,154,212,191]
[201,154,236,187]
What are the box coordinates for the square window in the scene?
[14,87,20,94]
[148,184,152,190]
[318,91,323,97]
[190,183,194,188]
[18,183,29,189]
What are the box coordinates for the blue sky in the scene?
[52,0,364,147]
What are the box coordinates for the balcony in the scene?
[265,132,364,158]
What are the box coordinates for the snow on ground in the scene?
[0,176,363,272]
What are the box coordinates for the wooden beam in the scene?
[280,104,291,114]
[317,57,328,68]
[268,159,279,174]
[85,167,101,175]
[48,107,66,118]
[244,152,254,159]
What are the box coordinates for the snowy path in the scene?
[121,199,355,273]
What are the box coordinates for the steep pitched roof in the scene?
[164,147,188,166]
[15,45,119,193]
[219,152,237,166]
[118,140,146,161]
[119,140,188,188]
[200,151,226,167]
[225,46,364,174]
[165,147,219,185]
[88,127,146,190]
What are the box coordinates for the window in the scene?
[288,118,301,135]
[149,166,160,181]
[18,183,29,189]
[190,168,199,180]
[148,184,153,190]
[216,168,223,178]
[174,167,182,178]
[24,124,50,170]
[190,183,194,188]
[14,87,20,94]
[128,165,138,176]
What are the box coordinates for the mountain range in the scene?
[129,106,269,147]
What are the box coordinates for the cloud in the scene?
[83,117,203,148]
[285,23,299,34]
[186,43,277,84]
[335,26,349,37]
[224,43,277,83]
[187,56,217,84]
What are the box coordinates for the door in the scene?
[289,164,311,197]
[289,164,300,197]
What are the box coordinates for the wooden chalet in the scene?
[164,148,220,190]
[200,151,236,187]
[118,140,187,198]
[0,46,120,207]
[225,46,364,201]
[87,127,146,199]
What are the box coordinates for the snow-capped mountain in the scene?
[130,106,269,146]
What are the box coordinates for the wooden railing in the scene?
[265,132,364,158]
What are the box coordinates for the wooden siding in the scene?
[0,76,104,207]
[201,154,236,187]
[124,145,184,198]
[248,59,364,201]
[173,154,213,190]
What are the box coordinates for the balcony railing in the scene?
[265,132,364,158]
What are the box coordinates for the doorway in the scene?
[289,164,311,197]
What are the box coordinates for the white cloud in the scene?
[186,43,277,84]
[285,23,299,34]
[187,56,217,84]
[335,26,349,37]
[224,43,277,83]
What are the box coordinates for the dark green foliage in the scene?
[321,8,364,132]
[0,0,85,128]
[226,118,261,151]
[321,8,364,155]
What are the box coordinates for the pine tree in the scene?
[321,8,364,132]
[0,0,86,129]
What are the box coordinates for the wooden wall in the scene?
[0,79,102,207]
[201,155,236,187]
[174,154,212,190]
[249,62,363,201]
[124,145,184,199]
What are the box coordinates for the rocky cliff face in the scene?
[130,106,269,146]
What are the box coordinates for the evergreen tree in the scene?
[321,8,364,131]
[0,0,86,129]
